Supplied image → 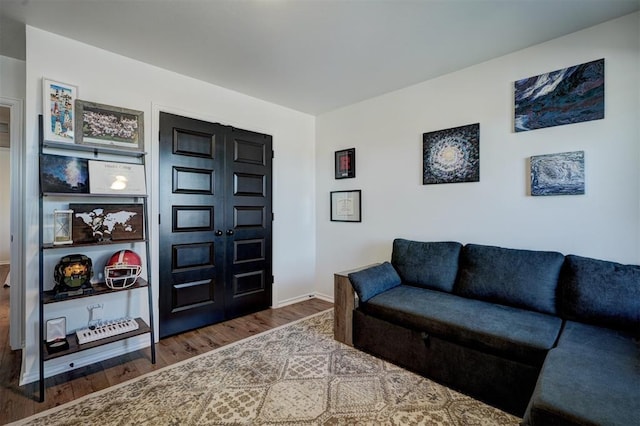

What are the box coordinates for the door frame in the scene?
[150,104,276,339]
[2,96,24,350]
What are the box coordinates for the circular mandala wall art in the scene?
[423,123,480,185]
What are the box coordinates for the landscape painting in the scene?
[515,58,604,132]
[40,154,89,194]
[530,151,585,196]
[423,123,479,185]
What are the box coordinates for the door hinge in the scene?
[272,212,274,221]
[272,150,274,159]
[158,214,161,225]
[271,275,274,284]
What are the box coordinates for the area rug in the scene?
[13,310,520,425]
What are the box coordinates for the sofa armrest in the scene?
[334,264,379,346]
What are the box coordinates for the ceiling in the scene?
[1,0,638,115]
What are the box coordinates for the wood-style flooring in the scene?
[0,285,332,424]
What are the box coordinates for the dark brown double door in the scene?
[158,112,272,338]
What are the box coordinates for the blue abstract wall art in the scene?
[515,58,604,132]
[423,123,479,185]
[530,151,584,196]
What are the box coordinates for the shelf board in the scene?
[43,278,149,304]
[42,140,147,158]
[43,238,146,250]
[42,192,148,198]
[42,318,151,361]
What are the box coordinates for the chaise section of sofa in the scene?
[523,255,640,426]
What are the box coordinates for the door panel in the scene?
[159,113,272,337]
[159,112,225,338]
[224,127,272,319]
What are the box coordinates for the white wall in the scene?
[0,55,26,264]
[315,13,640,297]
[22,27,316,383]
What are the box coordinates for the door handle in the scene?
[226,229,235,236]
[215,230,223,236]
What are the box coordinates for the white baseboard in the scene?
[20,335,150,385]
[0,260,10,265]
[275,293,316,308]
[313,292,334,303]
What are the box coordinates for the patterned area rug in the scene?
[13,310,520,425]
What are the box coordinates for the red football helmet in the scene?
[104,249,142,289]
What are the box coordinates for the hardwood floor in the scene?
[0,291,332,424]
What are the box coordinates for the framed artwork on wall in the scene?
[330,190,361,222]
[42,78,78,144]
[530,151,585,196]
[423,123,480,185]
[335,148,356,179]
[75,100,144,152]
[515,58,604,132]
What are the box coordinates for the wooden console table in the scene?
[333,264,378,346]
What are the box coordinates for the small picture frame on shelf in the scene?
[88,160,146,195]
[40,154,90,194]
[53,209,74,245]
[42,78,78,144]
[330,190,362,222]
[335,148,356,179]
[75,100,144,152]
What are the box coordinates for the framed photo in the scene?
[88,160,147,195]
[75,100,144,152]
[330,190,361,222]
[530,151,585,196]
[70,203,144,243]
[43,78,78,144]
[335,148,356,179]
[40,154,89,194]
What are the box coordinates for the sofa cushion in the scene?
[523,321,639,426]
[360,284,562,365]
[348,262,401,303]
[454,244,564,315]
[559,255,640,334]
[391,239,462,292]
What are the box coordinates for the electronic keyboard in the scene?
[76,318,139,345]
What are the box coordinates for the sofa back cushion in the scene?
[454,244,564,315]
[559,255,640,334]
[391,239,462,292]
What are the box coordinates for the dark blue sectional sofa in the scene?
[347,239,639,424]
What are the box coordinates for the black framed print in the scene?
[330,190,361,222]
[335,148,355,179]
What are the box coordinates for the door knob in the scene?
[226,229,235,236]
[215,230,223,236]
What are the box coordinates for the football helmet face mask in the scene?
[105,249,142,289]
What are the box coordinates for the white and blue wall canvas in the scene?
[423,123,479,185]
[515,59,604,132]
[530,151,585,196]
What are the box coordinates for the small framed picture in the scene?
[70,203,144,243]
[43,78,78,144]
[40,154,90,194]
[330,190,362,222]
[335,148,356,179]
[88,160,147,195]
[75,100,144,152]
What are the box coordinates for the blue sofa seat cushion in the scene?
[391,239,462,292]
[348,262,401,303]
[559,255,640,335]
[359,285,562,365]
[454,244,564,315]
[524,322,639,426]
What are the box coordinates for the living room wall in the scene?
[21,27,316,383]
[314,12,640,298]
